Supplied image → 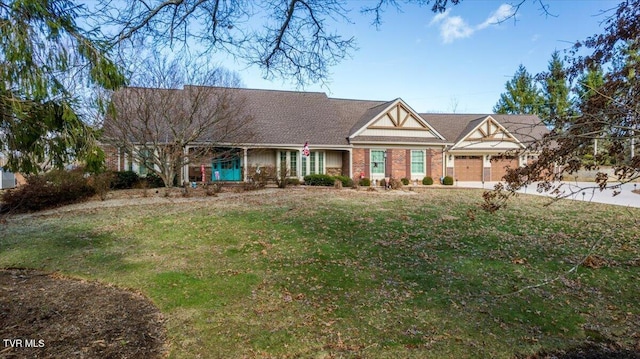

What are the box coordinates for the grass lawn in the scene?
[1,188,639,358]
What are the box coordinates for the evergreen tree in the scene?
[493,65,544,115]
[0,0,125,174]
[541,51,572,125]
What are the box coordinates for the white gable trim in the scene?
[349,99,446,140]
[450,115,525,150]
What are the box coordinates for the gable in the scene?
[350,100,445,141]
[452,116,523,150]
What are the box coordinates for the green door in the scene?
[212,156,241,181]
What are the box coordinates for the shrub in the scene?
[89,172,115,200]
[401,178,410,185]
[204,182,222,196]
[143,172,165,188]
[423,176,434,185]
[303,174,335,186]
[111,171,140,189]
[286,178,301,186]
[443,176,454,185]
[1,169,96,213]
[389,178,403,189]
[358,177,371,187]
[333,175,354,188]
[246,165,275,189]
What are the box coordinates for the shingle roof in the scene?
[421,113,548,148]
[105,86,548,148]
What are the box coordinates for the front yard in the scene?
[1,188,639,358]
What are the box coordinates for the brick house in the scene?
[102,86,548,184]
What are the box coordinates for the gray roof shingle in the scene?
[105,86,548,148]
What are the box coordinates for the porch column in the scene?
[243,147,248,182]
[348,149,353,180]
[117,147,121,171]
[182,146,190,185]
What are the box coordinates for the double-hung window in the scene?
[411,150,425,175]
[371,150,385,174]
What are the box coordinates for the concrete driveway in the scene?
[458,181,640,208]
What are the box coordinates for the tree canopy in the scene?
[0,0,125,174]
[1,0,464,174]
[484,0,640,211]
[493,64,544,115]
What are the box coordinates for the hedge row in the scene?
[303,174,354,187]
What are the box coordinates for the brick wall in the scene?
[390,149,408,179]
[352,148,366,179]
[326,167,342,176]
[102,145,120,171]
[429,150,444,179]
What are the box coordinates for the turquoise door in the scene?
[212,157,241,181]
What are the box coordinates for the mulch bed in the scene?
[0,269,166,358]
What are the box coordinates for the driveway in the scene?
[458,181,640,208]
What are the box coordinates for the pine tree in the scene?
[541,51,572,126]
[0,0,125,174]
[493,65,544,115]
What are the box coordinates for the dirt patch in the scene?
[0,268,166,359]
[523,342,640,358]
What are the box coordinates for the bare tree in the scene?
[102,57,253,187]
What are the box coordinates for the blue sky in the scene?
[215,0,620,114]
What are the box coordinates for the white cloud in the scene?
[430,9,474,43]
[430,4,515,44]
[478,4,516,30]
[440,16,474,43]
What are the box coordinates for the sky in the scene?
[213,0,621,114]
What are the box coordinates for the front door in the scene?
[212,156,241,181]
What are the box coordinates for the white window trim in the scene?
[411,150,426,177]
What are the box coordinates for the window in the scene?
[290,152,297,177]
[411,150,425,174]
[278,151,298,177]
[371,150,385,174]
[301,151,324,176]
[301,155,308,177]
[310,152,316,175]
[139,148,152,176]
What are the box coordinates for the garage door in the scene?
[491,156,518,181]
[455,156,483,181]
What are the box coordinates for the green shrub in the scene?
[1,169,96,213]
[358,177,371,186]
[303,174,335,186]
[111,171,140,189]
[443,176,454,185]
[422,176,434,185]
[401,178,410,185]
[333,175,354,188]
